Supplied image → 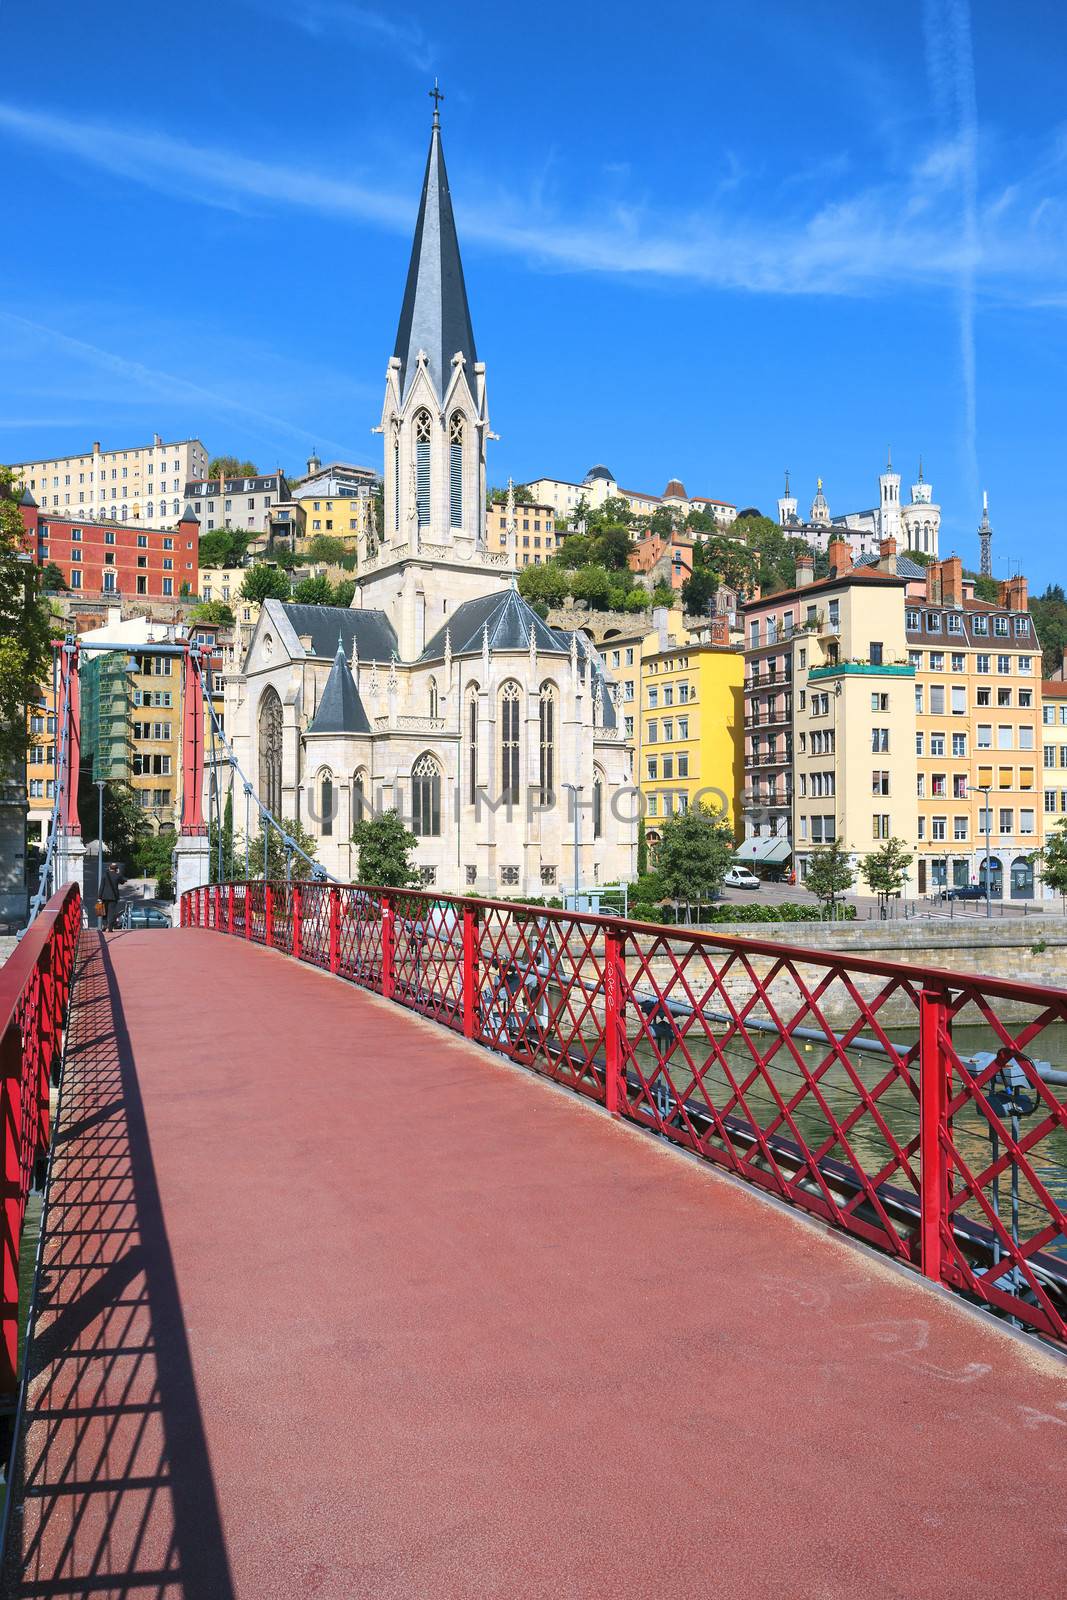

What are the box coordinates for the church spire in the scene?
[393,88,477,405]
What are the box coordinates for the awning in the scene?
[735,835,792,865]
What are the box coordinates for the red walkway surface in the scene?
[6,929,1067,1598]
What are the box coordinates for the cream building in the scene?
[225,107,635,895]
[9,434,209,528]
[528,466,736,528]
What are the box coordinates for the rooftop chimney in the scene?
[827,536,852,577]
[92,440,100,454]
[709,615,729,646]
[1000,574,1029,612]
[941,554,963,608]
[926,560,943,606]
[795,552,815,588]
[879,536,898,575]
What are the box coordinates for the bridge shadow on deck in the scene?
[4,933,235,1599]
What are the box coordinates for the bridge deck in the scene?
[6,929,1066,1598]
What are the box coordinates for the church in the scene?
[226,102,636,895]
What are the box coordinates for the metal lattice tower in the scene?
[978,490,993,578]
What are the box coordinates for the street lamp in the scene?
[977,784,992,920]
[562,783,584,906]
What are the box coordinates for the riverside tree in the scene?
[655,802,735,919]
[352,808,419,887]
[860,837,914,915]
[804,839,855,917]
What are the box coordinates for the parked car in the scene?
[121,903,172,929]
[723,866,761,890]
[938,884,987,902]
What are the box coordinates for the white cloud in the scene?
[240,0,433,70]
[0,98,1064,309]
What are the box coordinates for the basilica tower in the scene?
[356,94,512,654]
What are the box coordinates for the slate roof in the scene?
[279,602,397,661]
[854,551,927,580]
[19,488,37,507]
[418,590,565,663]
[393,120,477,404]
[307,639,371,735]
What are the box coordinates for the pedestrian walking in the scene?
[99,862,122,931]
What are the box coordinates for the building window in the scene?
[411,753,441,836]
[593,768,604,839]
[320,771,333,837]
[500,682,520,805]
[467,691,479,806]
[449,413,463,528]
[415,409,431,527]
[428,676,439,720]
[536,680,556,803]
[500,866,520,887]
[258,688,283,817]
[353,768,367,824]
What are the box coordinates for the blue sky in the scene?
[1,0,1065,585]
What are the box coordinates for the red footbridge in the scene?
[1,879,1066,1596]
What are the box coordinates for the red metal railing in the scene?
[181,882,1067,1346]
[0,883,81,1396]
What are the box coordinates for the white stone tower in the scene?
[878,449,902,544]
[777,469,797,527]
[901,458,941,556]
[810,476,830,526]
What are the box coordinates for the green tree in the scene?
[972,574,1000,603]
[240,565,292,604]
[1030,584,1067,677]
[191,600,235,625]
[79,778,149,864]
[292,574,335,605]
[681,568,717,614]
[40,560,66,592]
[592,525,635,570]
[650,581,676,609]
[903,547,933,568]
[132,831,176,899]
[305,534,346,564]
[518,561,571,610]
[859,836,913,914]
[655,802,735,917]
[332,578,356,608]
[1035,817,1067,909]
[244,815,318,879]
[197,528,251,569]
[637,814,648,876]
[208,455,258,478]
[557,533,594,569]
[695,533,759,594]
[586,496,633,530]
[570,564,613,610]
[352,808,419,887]
[0,468,52,767]
[685,507,715,533]
[649,506,675,538]
[804,839,855,916]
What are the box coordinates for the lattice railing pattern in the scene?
[0,883,81,1394]
[181,884,1067,1345]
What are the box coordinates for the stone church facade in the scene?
[226,107,635,895]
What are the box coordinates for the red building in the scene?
[18,491,199,600]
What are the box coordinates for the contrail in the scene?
[923,0,980,503]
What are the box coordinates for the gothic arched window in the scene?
[538,680,556,804]
[500,681,521,806]
[319,768,334,837]
[411,752,441,836]
[428,676,439,720]
[258,687,283,818]
[466,687,479,807]
[593,766,605,840]
[353,767,368,826]
[391,422,400,532]
[414,409,431,528]
[449,413,464,528]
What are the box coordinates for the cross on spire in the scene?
[429,79,444,127]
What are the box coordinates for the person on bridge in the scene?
[99,862,123,931]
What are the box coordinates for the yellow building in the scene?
[129,650,180,830]
[910,559,1042,900]
[640,627,744,840]
[488,499,559,566]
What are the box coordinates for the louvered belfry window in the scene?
[415,410,431,527]
[392,425,400,531]
[449,413,463,528]
[501,682,520,805]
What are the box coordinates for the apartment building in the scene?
[487,498,559,565]
[742,541,915,882]
[19,493,200,599]
[9,435,209,528]
[526,465,737,528]
[641,624,743,838]
[909,558,1041,899]
[1041,681,1067,846]
[185,470,288,534]
[26,690,59,849]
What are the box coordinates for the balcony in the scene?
[807,662,915,682]
[743,791,792,809]
[747,749,793,767]
[746,666,793,690]
[745,704,792,729]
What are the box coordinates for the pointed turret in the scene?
[393,97,477,405]
[308,636,371,735]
